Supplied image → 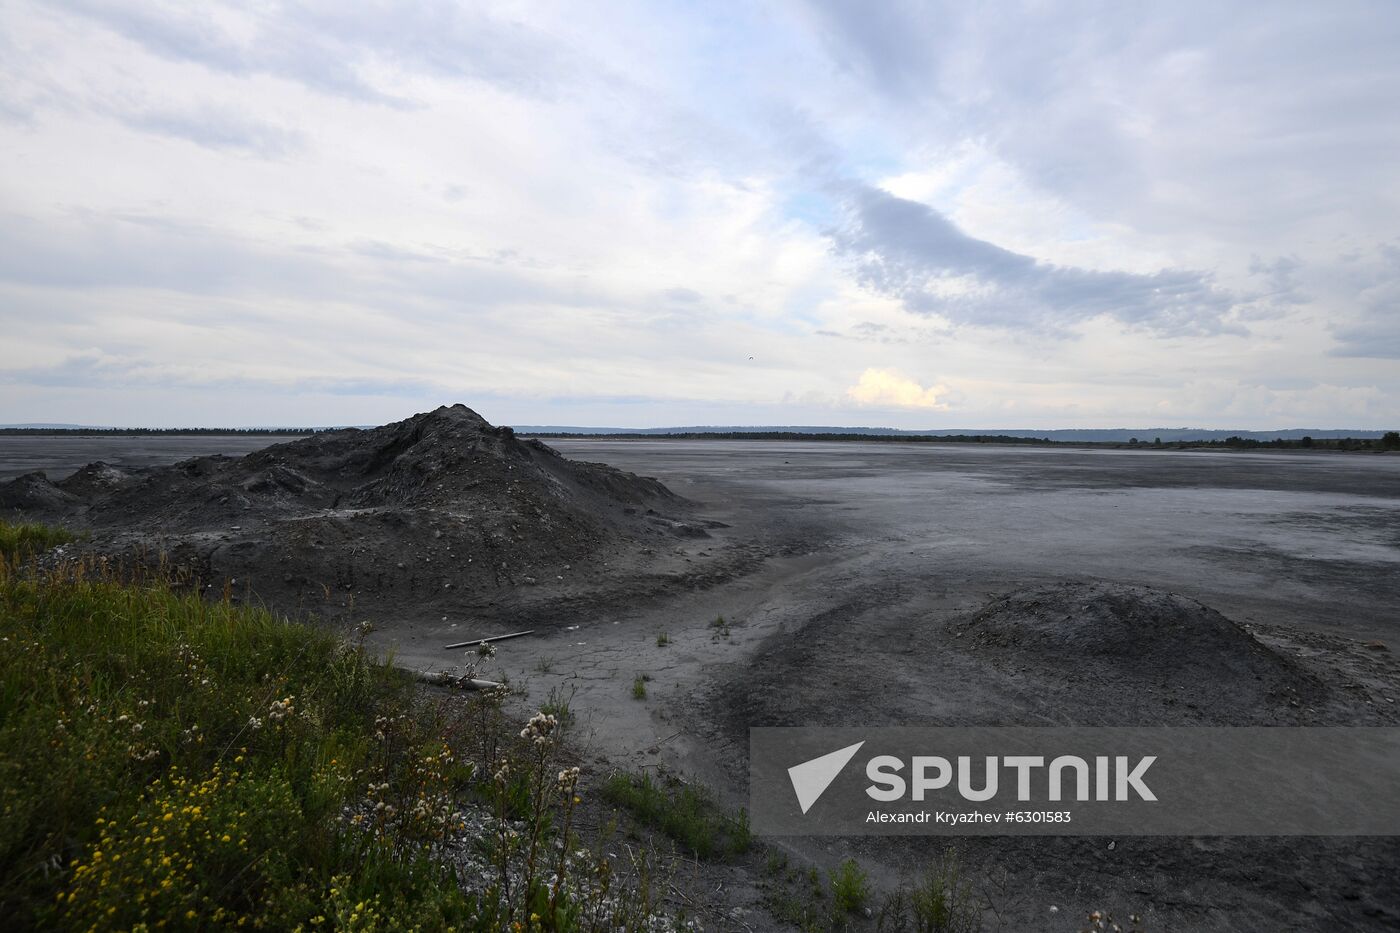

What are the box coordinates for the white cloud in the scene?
[847,368,949,410]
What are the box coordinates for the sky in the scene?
[1,1,1397,429]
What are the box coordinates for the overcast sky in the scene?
[2,1,1397,429]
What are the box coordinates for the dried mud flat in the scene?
[5,423,1400,930]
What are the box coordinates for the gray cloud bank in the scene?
[831,184,1239,335]
[1330,243,1400,359]
[57,0,577,105]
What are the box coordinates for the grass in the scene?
[0,545,689,930]
[759,851,990,933]
[0,557,476,928]
[601,771,751,862]
[0,519,74,562]
[631,674,648,699]
[540,683,576,726]
[655,632,670,647]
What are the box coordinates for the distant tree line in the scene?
[531,430,1400,451]
[1178,432,1400,451]
[533,431,1058,444]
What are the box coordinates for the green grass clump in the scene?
[0,519,74,562]
[762,863,827,931]
[541,683,576,726]
[631,674,648,699]
[601,771,751,861]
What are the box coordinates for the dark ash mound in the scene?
[1,405,705,624]
[946,581,1328,723]
[954,581,1302,684]
[0,472,79,511]
[719,580,1335,735]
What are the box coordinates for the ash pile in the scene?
[0,405,707,623]
[949,581,1329,724]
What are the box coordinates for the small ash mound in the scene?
[0,472,79,512]
[958,582,1287,677]
[950,581,1327,723]
[1,405,705,623]
[57,462,134,499]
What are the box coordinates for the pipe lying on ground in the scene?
[443,629,535,650]
[413,670,503,690]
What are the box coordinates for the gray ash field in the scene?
[3,417,1400,930]
[0,434,305,482]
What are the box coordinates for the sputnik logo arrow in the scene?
[788,741,865,814]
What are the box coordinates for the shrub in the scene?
[830,857,871,913]
[61,764,304,927]
[877,848,982,932]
